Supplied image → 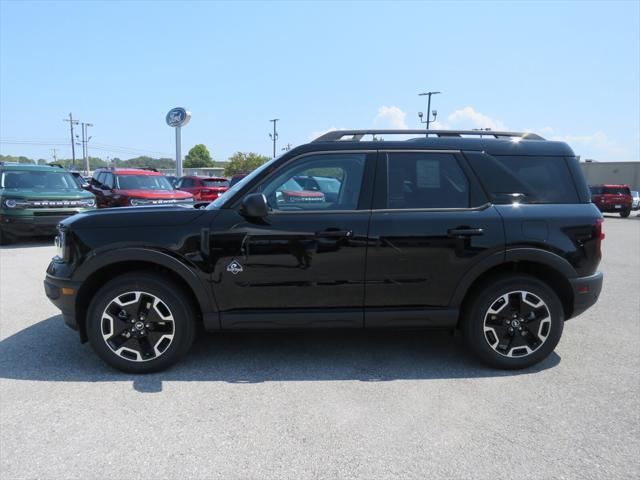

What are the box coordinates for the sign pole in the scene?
[175,126,182,177]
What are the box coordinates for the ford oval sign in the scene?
[166,107,191,127]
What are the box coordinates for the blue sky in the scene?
[1,0,638,162]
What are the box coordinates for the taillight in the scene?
[595,218,605,257]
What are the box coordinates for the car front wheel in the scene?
[462,275,564,369]
[86,272,195,373]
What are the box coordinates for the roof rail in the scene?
[312,129,545,142]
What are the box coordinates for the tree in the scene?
[37,159,48,165]
[224,152,270,176]
[184,144,214,168]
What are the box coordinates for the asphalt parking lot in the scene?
[1,215,638,480]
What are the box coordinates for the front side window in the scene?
[115,174,173,190]
[385,153,470,209]
[257,153,366,211]
[103,173,114,189]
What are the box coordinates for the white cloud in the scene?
[550,131,629,160]
[309,126,340,141]
[447,106,508,131]
[374,105,408,129]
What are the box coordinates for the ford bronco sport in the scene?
[0,163,96,244]
[44,130,604,373]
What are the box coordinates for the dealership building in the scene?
[580,161,640,191]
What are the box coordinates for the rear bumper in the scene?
[0,213,76,236]
[569,271,603,319]
[595,204,632,213]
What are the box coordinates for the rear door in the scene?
[364,150,504,327]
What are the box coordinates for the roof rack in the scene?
[312,129,545,142]
[100,166,159,172]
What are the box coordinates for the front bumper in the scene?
[44,272,82,334]
[1,213,78,236]
[569,271,603,318]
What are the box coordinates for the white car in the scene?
[631,190,640,210]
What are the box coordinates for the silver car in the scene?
[632,191,640,210]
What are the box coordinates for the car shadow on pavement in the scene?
[0,315,560,393]
[0,236,55,249]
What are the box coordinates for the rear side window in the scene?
[466,154,579,204]
[385,153,470,209]
[590,186,603,195]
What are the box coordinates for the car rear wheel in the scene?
[620,208,630,218]
[462,274,564,369]
[86,272,195,373]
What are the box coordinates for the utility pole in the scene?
[269,118,279,158]
[51,148,57,163]
[418,91,441,130]
[63,113,79,168]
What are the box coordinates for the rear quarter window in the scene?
[466,154,580,204]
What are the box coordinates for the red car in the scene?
[175,176,229,201]
[88,168,193,208]
[590,184,633,217]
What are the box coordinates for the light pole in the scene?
[418,91,441,130]
[269,118,279,158]
[63,113,79,168]
[80,122,93,175]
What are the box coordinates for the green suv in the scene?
[0,163,96,244]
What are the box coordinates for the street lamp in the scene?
[418,91,441,130]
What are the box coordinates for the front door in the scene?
[209,151,375,329]
[364,151,504,327]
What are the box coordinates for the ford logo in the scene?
[166,107,191,128]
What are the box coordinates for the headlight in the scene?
[54,227,67,261]
[3,198,29,209]
[129,198,153,206]
[79,198,96,208]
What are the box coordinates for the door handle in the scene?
[447,227,484,237]
[316,229,353,238]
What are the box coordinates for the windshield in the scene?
[281,179,303,191]
[208,157,279,209]
[116,174,173,190]
[0,170,81,190]
[202,179,229,188]
[315,177,341,193]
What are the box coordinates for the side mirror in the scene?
[241,193,268,218]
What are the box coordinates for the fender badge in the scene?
[227,260,243,275]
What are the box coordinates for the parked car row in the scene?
[0,163,252,243]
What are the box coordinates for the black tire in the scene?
[461,274,564,369]
[86,272,196,373]
[620,209,630,218]
[0,228,15,245]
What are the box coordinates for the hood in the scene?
[61,204,207,229]
[0,188,94,200]
[117,189,193,199]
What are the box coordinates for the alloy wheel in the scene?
[483,290,552,358]
[101,291,175,362]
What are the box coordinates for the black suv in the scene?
[44,130,604,373]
